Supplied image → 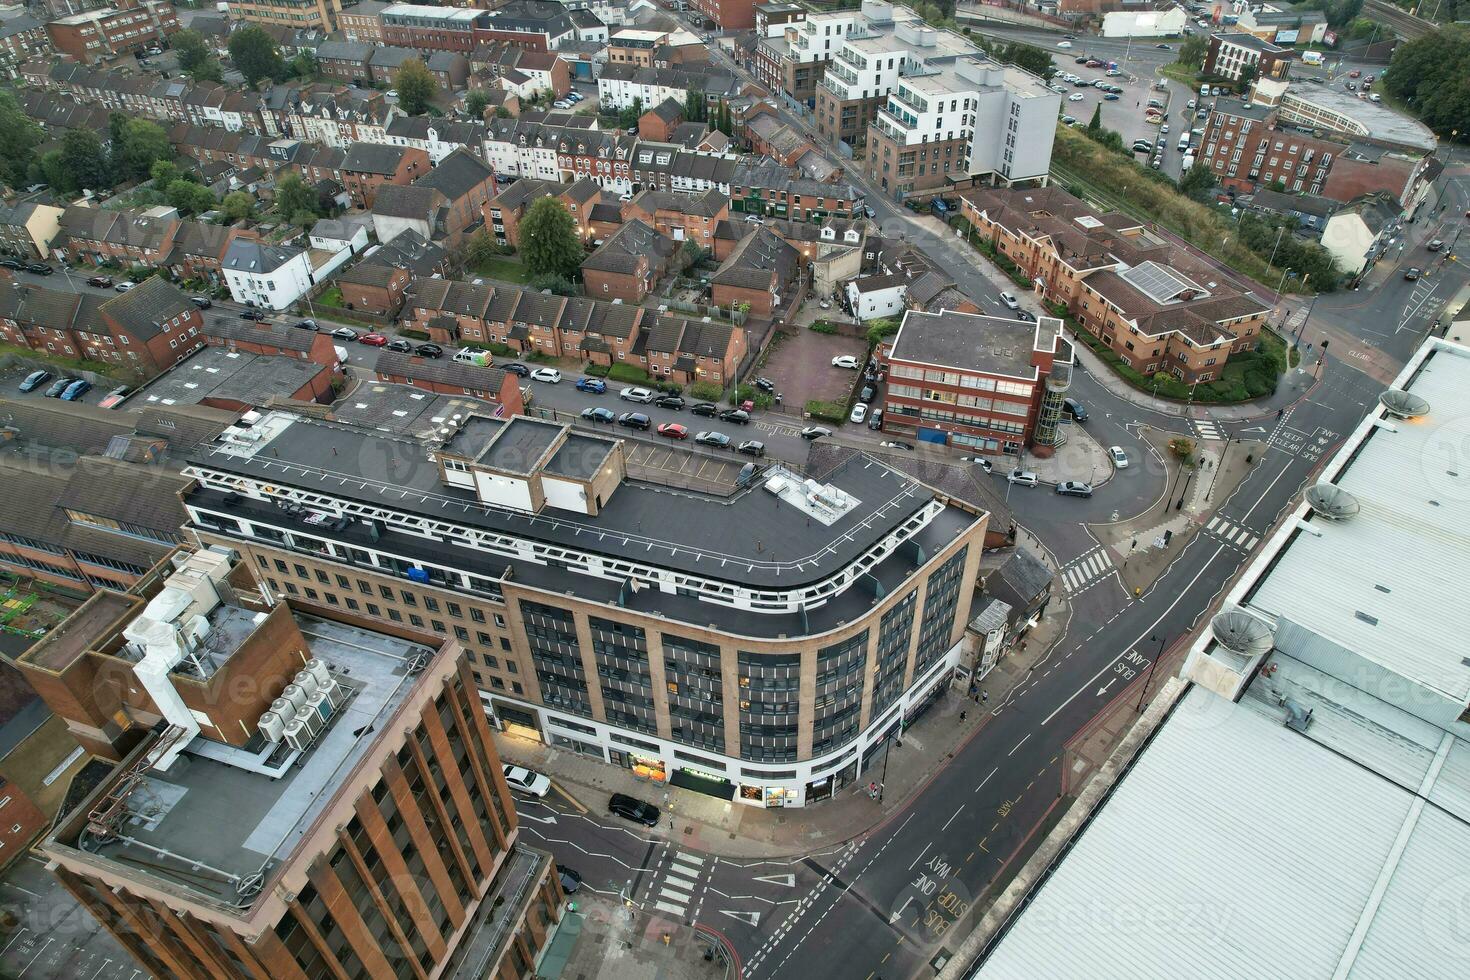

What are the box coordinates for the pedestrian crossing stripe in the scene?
[1205,516,1258,549]
[1194,419,1222,441]
[1061,549,1115,592]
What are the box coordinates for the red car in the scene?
[359,333,389,346]
[657,423,688,440]
[1349,69,1361,78]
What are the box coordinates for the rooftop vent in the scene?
[1304,482,1360,520]
[1378,388,1429,419]
[1210,606,1275,658]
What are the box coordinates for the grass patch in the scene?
[0,340,135,381]
[317,287,345,308]
[472,257,532,284]
[805,399,848,423]
[607,363,652,384]
[1159,61,1200,86]
[808,321,840,334]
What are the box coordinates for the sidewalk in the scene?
[1070,341,1310,421]
[497,552,1070,859]
[552,897,732,980]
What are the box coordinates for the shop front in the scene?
[495,701,543,742]
[670,765,735,800]
[610,751,667,783]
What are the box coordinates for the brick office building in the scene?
[45,0,178,65]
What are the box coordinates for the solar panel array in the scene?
[1119,261,1204,304]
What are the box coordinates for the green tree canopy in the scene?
[1178,162,1216,201]
[115,120,172,184]
[394,58,438,116]
[0,89,44,188]
[273,172,318,221]
[1087,103,1102,133]
[1383,25,1470,136]
[1237,63,1259,91]
[150,159,182,187]
[465,90,491,119]
[228,26,286,89]
[221,190,255,221]
[519,197,583,279]
[289,51,318,80]
[1178,34,1208,70]
[167,179,217,216]
[173,29,223,82]
[617,96,644,130]
[461,228,499,267]
[52,129,111,194]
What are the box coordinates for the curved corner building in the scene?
[183,410,987,806]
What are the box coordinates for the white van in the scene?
[1199,83,1210,97]
[452,348,491,366]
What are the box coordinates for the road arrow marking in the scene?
[518,812,558,825]
[721,910,760,927]
[753,873,796,887]
[1239,426,1267,434]
[1097,678,1116,697]
[890,896,914,924]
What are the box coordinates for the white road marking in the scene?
[1008,733,1031,757]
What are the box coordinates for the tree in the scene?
[465,90,491,119]
[1087,103,1102,133]
[528,273,577,296]
[1178,35,1208,70]
[462,228,499,268]
[519,197,583,279]
[167,179,217,216]
[289,209,318,229]
[1383,25,1470,135]
[228,26,286,88]
[495,106,512,119]
[54,129,111,194]
[1178,162,1215,201]
[173,29,222,82]
[1237,64,1259,92]
[617,96,644,130]
[0,89,44,188]
[150,159,182,187]
[865,317,899,348]
[221,190,255,221]
[273,172,318,221]
[289,51,318,80]
[395,58,438,116]
[115,120,172,184]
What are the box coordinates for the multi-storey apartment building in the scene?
[226,0,343,33]
[691,0,760,31]
[960,186,1272,383]
[1203,32,1290,84]
[25,548,565,979]
[45,0,179,65]
[881,310,1073,453]
[0,15,51,69]
[815,9,917,149]
[749,8,863,104]
[180,411,987,806]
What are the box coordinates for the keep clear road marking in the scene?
[1042,543,1226,727]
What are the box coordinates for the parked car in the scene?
[386,339,413,353]
[501,765,551,797]
[330,327,359,341]
[290,318,317,330]
[557,865,582,894]
[241,309,268,321]
[879,440,914,451]
[414,343,443,358]
[359,333,389,346]
[190,295,212,309]
[502,362,531,377]
[801,426,831,440]
[867,408,884,430]
[1007,469,1039,486]
[654,394,685,410]
[18,370,51,392]
[1015,310,1036,322]
[609,793,660,826]
[0,258,20,270]
[59,379,91,402]
[1055,481,1094,498]
[1104,93,1120,101]
[690,401,719,417]
[25,263,51,275]
[858,385,875,403]
[1109,446,1130,468]
[1068,93,1084,102]
[619,386,656,403]
[657,422,689,440]
[1427,240,1444,252]
[86,275,113,288]
[849,403,868,424]
[44,377,74,397]
[694,430,730,448]
[737,440,765,457]
[831,354,860,369]
[1403,267,1421,281]
[582,406,615,423]
[576,377,607,393]
[1000,291,1020,310]
[617,411,650,430]
[962,455,993,474]
[530,367,562,383]
[114,281,136,293]
[1063,397,1088,421]
[752,376,776,393]
[718,408,750,425]
[98,385,131,409]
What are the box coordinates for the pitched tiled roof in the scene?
[414,148,494,202]
[582,219,673,274]
[98,277,194,341]
[375,350,510,393]
[343,142,415,175]
[712,227,797,291]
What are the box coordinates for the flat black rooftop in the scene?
[444,415,506,460]
[542,432,616,482]
[188,413,974,590]
[890,310,1060,380]
[478,416,562,475]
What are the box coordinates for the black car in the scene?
[190,296,212,309]
[690,402,719,417]
[1015,310,1036,323]
[241,309,268,321]
[858,385,875,404]
[87,275,114,288]
[737,440,765,457]
[44,377,74,397]
[25,263,51,275]
[719,409,750,425]
[502,362,531,378]
[609,793,660,827]
[1063,397,1088,421]
[415,343,444,358]
[556,865,582,894]
[617,411,650,430]
[654,394,685,410]
[582,407,616,423]
[695,430,730,448]
[0,258,21,270]
[386,339,414,352]
[752,376,776,393]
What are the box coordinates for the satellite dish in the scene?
[1378,388,1429,419]
[1305,483,1360,520]
[1210,606,1275,658]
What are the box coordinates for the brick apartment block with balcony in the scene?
[961,186,1271,384]
[45,0,179,65]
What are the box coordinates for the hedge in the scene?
[1066,315,1285,404]
[399,328,430,340]
[729,383,754,406]
[583,362,611,377]
[688,380,723,401]
[808,321,839,334]
[805,399,848,423]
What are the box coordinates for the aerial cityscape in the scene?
[0,0,1463,977]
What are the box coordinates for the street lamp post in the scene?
[1293,288,1319,350]
[1267,224,1286,273]
[1136,633,1166,711]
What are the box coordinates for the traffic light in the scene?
[1321,339,1329,350]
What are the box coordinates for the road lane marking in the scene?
[1008,733,1030,757]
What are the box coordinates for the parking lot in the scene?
[0,855,151,980]
[623,440,747,491]
[757,328,868,419]
[0,364,119,408]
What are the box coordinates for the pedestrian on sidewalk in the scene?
[982,691,989,704]
[960,710,967,722]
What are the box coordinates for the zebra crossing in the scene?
[1060,547,1115,594]
[1193,417,1223,442]
[650,850,709,922]
[1205,515,1259,550]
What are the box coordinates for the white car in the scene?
[850,403,868,424]
[1000,291,1021,310]
[1110,446,1130,468]
[1008,469,1039,487]
[1161,124,1170,134]
[530,368,562,383]
[502,765,552,797]
[831,355,860,369]
[1068,93,1085,102]
[619,386,656,402]
[1057,40,1073,48]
